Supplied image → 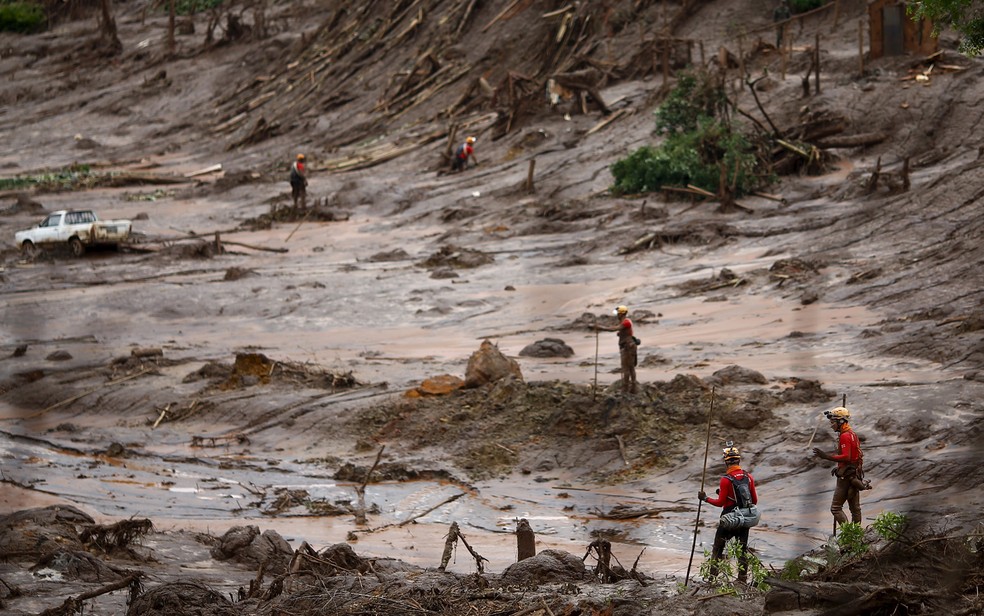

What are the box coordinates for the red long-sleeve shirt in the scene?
[829,425,862,470]
[705,466,757,510]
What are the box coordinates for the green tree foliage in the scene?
[0,1,45,33]
[836,522,868,556]
[873,511,909,541]
[790,0,827,13]
[177,0,224,15]
[909,0,984,54]
[612,70,768,197]
[654,72,726,135]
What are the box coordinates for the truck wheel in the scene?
[21,240,37,258]
[68,237,85,257]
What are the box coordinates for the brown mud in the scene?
[1,0,983,614]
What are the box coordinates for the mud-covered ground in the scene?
[1,0,983,614]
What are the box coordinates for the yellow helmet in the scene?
[613,305,628,316]
[722,442,741,462]
[824,406,850,421]
[296,153,305,161]
[466,136,476,144]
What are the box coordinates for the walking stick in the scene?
[592,318,600,401]
[285,202,314,243]
[685,386,715,587]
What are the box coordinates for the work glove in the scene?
[698,491,707,502]
[812,447,828,460]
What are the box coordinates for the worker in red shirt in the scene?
[610,305,638,394]
[290,153,308,210]
[813,406,868,526]
[699,443,758,583]
[451,136,479,172]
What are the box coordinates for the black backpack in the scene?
[727,475,753,509]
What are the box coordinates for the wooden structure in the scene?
[868,0,937,58]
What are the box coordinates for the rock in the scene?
[420,244,494,269]
[500,549,589,585]
[223,266,257,281]
[31,549,123,583]
[46,350,72,361]
[464,340,523,388]
[780,378,835,404]
[210,525,293,573]
[801,290,819,305]
[705,364,767,386]
[519,338,574,358]
[11,344,27,357]
[413,374,464,395]
[0,506,94,559]
[430,267,459,279]
[126,580,235,616]
[368,248,410,262]
[720,401,777,429]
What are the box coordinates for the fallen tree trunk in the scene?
[816,131,889,149]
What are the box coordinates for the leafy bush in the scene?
[0,164,95,192]
[779,556,810,581]
[0,1,45,33]
[699,540,770,592]
[611,68,771,198]
[611,118,761,196]
[873,511,908,541]
[176,0,224,15]
[790,0,826,13]
[654,72,725,135]
[836,522,868,556]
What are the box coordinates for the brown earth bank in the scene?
[1,0,983,614]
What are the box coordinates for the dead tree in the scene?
[98,0,122,55]
[549,68,612,115]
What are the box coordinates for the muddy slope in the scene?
[1,1,983,615]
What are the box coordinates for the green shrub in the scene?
[836,522,868,556]
[0,2,45,34]
[654,71,725,135]
[698,541,770,592]
[611,118,761,196]
[873,511,908,541]
[176,0,224,15]
[790,0,826,14]
[779,557,809,581]
[612,68,771,198]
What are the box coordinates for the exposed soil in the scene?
[1,1,983,615]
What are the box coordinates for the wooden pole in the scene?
[516,518,536,561]
[832,0,840,31]
[781,28,787,79]
[737,34,745,79]
[814,33,821,94]
[858,18,865,77]
[685,387,716,587]
[592,318,600,401]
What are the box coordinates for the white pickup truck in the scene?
[15,209,132,257]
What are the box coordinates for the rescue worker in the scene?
[699,443,758,583]
[813,406,866,526]
[612,305,638,394]
[290,153,308,210]
[451,136,479,172]
[773,0,791,48]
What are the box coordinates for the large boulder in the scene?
[500,549,589,585]
[519,338,574,358]
[210,525,293,573]
[464,340,523,388]
[0,506,93,560]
